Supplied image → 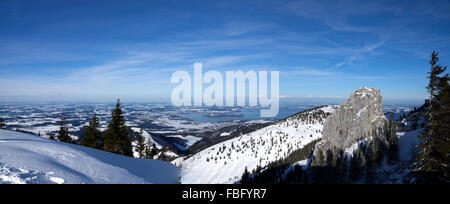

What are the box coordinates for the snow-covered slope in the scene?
[0,129,180,184]
[178,106,337,184]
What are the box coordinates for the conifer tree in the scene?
[145,142,152,159]
[349,151,362,182]
[325,149,335,167]
[145,142,158,159]
[362,141,376,184]
[415,51,450,183]
[103,99,132,156]
[158,145,170,161]
[241,166,250,184]
[135,128,146,158]
[386,114,399,164]
[151,143,158,157]
[371,135,385,167]
[412,116,419,130]
[317,150,325,165]
[325,149,336,183]
[82,113,102,149]
[57,115,72,143]
[0,117,6,129]
[335,149,347,183]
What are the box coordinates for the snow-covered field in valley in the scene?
[0,129,180,184]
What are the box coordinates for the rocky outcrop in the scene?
[312,87,387,163]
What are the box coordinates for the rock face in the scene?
[313,87,387,162]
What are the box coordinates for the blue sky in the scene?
[0,0,449,104]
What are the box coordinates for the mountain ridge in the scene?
[177,105,337,184]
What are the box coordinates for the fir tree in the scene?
[412,116,419,130]
[103,99,132,156]
[317,150,325,165]
[335,149,348,183]
[135,128,146,158]
[371,135,386,167]
[145,143,158,159]
[415,51,450,183]
[158,145,170,161]
[349,151,362,182]
[325,149,335,167]
[241,166,250,184]
[151,143,158,157]
[362,141,376,184]
[81,113,102,149]
[386,114,399,164]
[57,115,72,143]
[0,117,6,129]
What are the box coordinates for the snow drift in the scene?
[0,129,180,184]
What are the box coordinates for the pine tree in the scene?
[159,145,170,161]
[324,149,337,183]
[0,117,6,129]
[335,149,348,183]
[371,135,385,167]
[151,144,158,157]
[135,128,146,158]
[386,114,399,164]
[241,166,250,184]
[415,51,450,183]
[145,142,152,159]
[317,150,325,165]
[81,113,102,149]
[145,143,158,159]
[349,151,362,182]
[362,141,377,184]
[103,99,132,156]
[412,115,419,130]
[57,115,72,143]
[325,149,335,167]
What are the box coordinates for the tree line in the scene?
[0,99,173,161]
[242,114,399,184]
[54,99,163,159]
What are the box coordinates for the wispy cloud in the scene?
[284,67,337,76]
[334,40,385,69]
[222,22,275,36]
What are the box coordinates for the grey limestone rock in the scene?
[312,87,387,163]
